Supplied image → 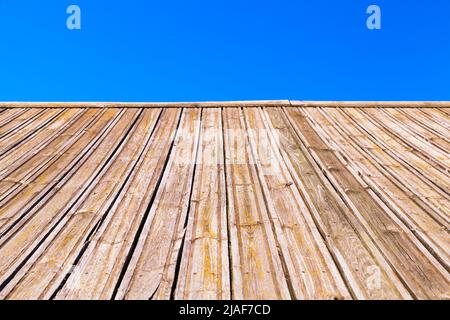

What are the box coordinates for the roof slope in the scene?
[0,104,448,300]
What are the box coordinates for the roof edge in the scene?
[0,100,449,108]
[291,101,450,108]
[0,100,290,108]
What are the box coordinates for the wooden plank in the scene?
[0,109,100,180]
[421,109,450,128]
[2,101,450,109]
[290,107,450,299]
[290,101,450,108]
[0,101,292,109]
[243,107,351,299]
[339,108,449,223]
[0,109,122,235]
[0,109,28,128]
[0,109,140,289]
[382,108,450,152]
[269,107,410,299]
[0,109,161,299]
[0,109,65,157]
[221,108,291,300]
[398,109,450,144]
[115,108,202,300]
[363,109,449,172]
[55,109,181,300]
[0,109,85,174]
[0,109,45,140]
[174,108,230,300]
[302,108,449,269]
[0,110,101,215]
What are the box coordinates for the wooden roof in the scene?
[0,103,448,300]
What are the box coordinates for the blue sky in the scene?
[0,0,449,102]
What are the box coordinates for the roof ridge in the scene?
[0,100,449,108]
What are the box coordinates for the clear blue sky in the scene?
[0,0,449,102]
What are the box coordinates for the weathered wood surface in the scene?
[175,109,230,300]
[0,106,448,300]
[115,108,202,300]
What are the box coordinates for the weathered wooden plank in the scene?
[0,109,46,141]
[390,109,450,152]
[1,109,161,300]
[302,108,449,269]
[290,101,450,108]
[421,109,450,129]
[0,109,122,235]
[0,109,66,158]
[0,110,102,217]
[3,101,450,109]
[0,109,100,181]
[221,108,291,300]
[0,109,140,289]
[0,109,85,174]
[437,108,450,116]
[398,109,450,145]
[291,107,450,299]
[115,108,201,300]
[244,107,351,300]
[55,109,181,300]
[271,107,410,299]
[0,101,292,109]
[364,109,449,172]
[0,109,28,128]
[339,108,449,223]
[175,108,231,300]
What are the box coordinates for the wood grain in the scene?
[0,105,448,300]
